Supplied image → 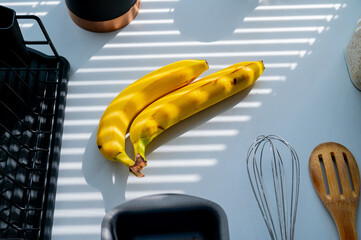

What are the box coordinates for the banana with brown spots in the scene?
[129,61,265,177]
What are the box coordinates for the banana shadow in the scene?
[142,83,255,156]
[82,127,129,212]
[81,83,254,212]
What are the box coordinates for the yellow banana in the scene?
[129,61,265,176]
[96,60,209,177]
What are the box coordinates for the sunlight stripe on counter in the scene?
[76,66,159,73]
[56,192,102,201]
[90,50,307,60]
[125,190,184,200]
[234,101,262,108]
[265,63,298,70]
[60,143,226,157]
[255,3,343,10]
[1,1,39,6]
[139,8,173,13]
[244,15,334,22]
[154,144,226,152]
[62,133,91,140]
[52,225,100,235]
[76,62,297,73]
[116,30,180,36]
[66,75,284,88]
[208,115,251,123]
[38,0,60,5]
[59,158,217,170]
[234,26,325,33]
[57,174,202,185]
[65,105,106,112]
[180,129,238,137]
[68,80,133,86]
[212,63,297,70]
[56,190,185,203]
[19,23,34,28]
[67,93,116,99]
[57,177,87,186]
[59,162,82,170]
[147,158,218,168]
[128,174,201,183]
[16,11,48,16]
[63,111,262,128]
[54,208,105,218]
[64,119,98,126]
[65,101,258,113]
[249,88,273,95]
[129,19,174,25]
[65,76,284,88]
[60,147,85,155]
[104,38,315,48]
[258,76,286,81]
[61,130,237,140]
[1,1,60,7]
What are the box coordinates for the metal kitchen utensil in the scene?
[309,142,360,240]
[246,135,300,240]
[0,12,69,240]
[0,5,30,67]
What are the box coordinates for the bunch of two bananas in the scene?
[96,60,265,177]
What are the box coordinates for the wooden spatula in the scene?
[309,142,360,240]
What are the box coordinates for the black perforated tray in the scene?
[0,15,69,240]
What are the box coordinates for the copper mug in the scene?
[65,0,141,32]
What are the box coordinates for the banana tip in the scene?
[129,154,146,178]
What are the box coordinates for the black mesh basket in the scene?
[0,15,70,239]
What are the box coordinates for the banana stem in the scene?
[129,153,146,177]
[114,151,145,177]
[130,140,147,177]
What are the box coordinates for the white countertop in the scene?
[5,0,361,239]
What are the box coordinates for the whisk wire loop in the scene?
[246,135,300,240]
[247,138,278,240]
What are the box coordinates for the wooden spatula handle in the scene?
[334,211,358,240]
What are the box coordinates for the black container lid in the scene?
[65,0,137,21]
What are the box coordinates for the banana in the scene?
[129,61,265,176]
[96,60,209,177]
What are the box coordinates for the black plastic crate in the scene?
[0,15,69,239]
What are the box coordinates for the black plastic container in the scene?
[0,12,70,240]
[66,0,137,22]
[0,5,30,67]
[101,194,230,240]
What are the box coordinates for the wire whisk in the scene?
[246,135,300,240]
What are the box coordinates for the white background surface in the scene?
[4,0,361,239]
